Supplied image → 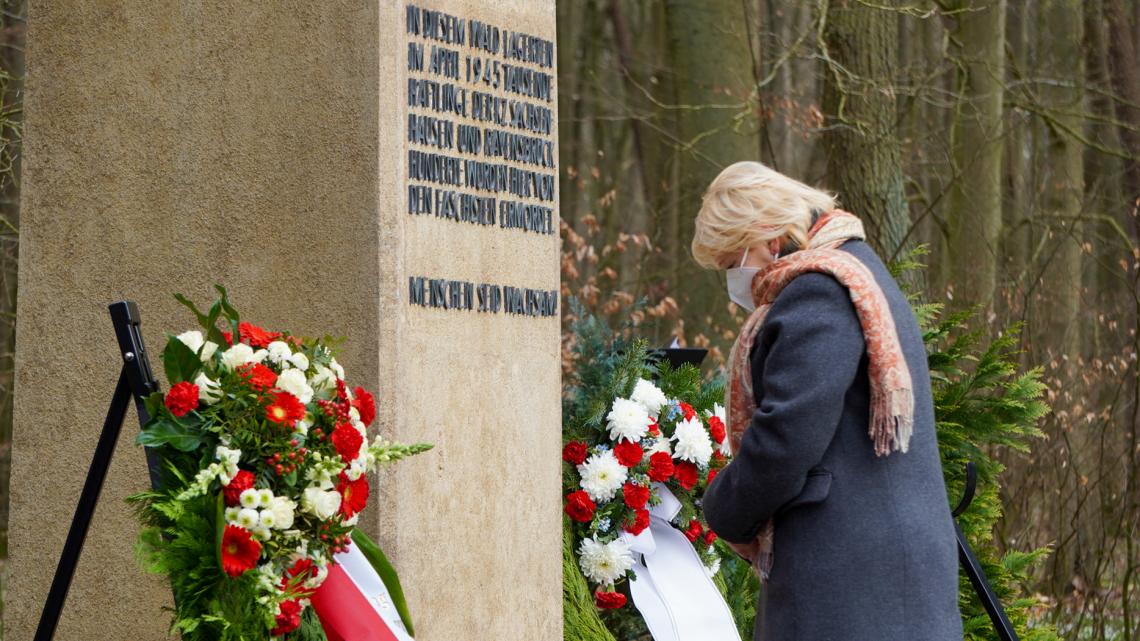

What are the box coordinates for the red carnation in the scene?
[703,530,718,546]
[674,461,699,490]
[223,469,255,507]
[708,416,726,444]
[221,330,234,346]
[238,362,278,392]
[564,490,596,523]
[350,386,376,426]
[265,391,305,426]
[613,440,644,467]
[220,525,261,577]
[562,441,588,465]
[707,468,719,485]
[683,519,703,543]
[647,451,674,482]
[270,599,303,636]
[647,419,659,436]
[337,472,370,518]
[238,321,281,348]
[332,422,364,461]
[678,402,697,420]
[623,508,650,536]
[622,482,650,510]
[595,590,627,609]
[164,381,199,417]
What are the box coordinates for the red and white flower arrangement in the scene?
[563,375,730,610]
[131,286,430,640]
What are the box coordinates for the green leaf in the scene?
[214,284,241,343]
[163,335,201,384]
[215,491,225,577]
[136,417,206,452]
[351,529,416,637]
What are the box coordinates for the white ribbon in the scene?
[333,542,415,641]
[621,484,742,641]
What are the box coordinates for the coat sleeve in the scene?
[703,271,866,544]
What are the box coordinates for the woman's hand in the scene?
[726,537,761,563]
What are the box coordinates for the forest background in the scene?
[556,1,1140,639]
[0,0,1138,639]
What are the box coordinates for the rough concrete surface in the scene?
[7,1,560,640]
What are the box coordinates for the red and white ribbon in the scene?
[309,542,414,641]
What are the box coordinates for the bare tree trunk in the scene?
[819,0,911,267]
[945,0,1007,313]
[664,0,761,341]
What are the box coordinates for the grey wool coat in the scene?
[703,237,963,641]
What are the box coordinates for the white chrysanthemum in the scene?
[672,416,714,466]
[258,509,277,529]
[605,398,652,443]
[237,508,260,529]
[576,450,628,502]
[256,488,274,508]
[239,488,260,509]
[577,536,635,585]
[220,343,257,370]
[224,506,241,524]
[266,340,293,365]
[631,378,669,419]
[195,372,223,405]
[276,368,314,405]
[711,402,731,456]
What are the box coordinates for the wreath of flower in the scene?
[562,371,730,610]
[130,286,431,640]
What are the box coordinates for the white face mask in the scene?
[726,247,763,312]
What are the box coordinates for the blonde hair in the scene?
[690,161,838,269]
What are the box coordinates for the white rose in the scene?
[288,351,310,372]
[329,358,345,380]
[301,487,341,520]
[199,340,219,362]
[251,349,269,364]
[220,343,256,370]
[194,372,223,405]
[268,496,296,530]
[276,368,314,405]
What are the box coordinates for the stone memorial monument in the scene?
[6,2,559,639]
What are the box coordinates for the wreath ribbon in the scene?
[310,541,415,641]
[620,484,742,641]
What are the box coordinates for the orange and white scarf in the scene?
[724,208,914,581]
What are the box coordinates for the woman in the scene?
[691,161,962,641]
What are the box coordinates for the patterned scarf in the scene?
[724,208,915,581]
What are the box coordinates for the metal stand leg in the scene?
[953,461,1020,641]
[33,301,160,641]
